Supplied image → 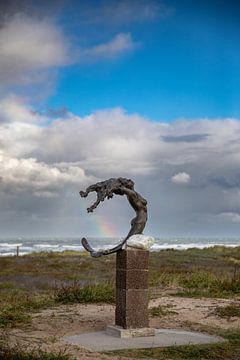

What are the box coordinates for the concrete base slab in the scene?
[64,328,224,352]
[106,325,155,338]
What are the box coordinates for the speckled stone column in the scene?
[115,248,149,329]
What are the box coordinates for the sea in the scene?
[0,237,239,256]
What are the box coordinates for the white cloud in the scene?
[0,95,45,157]
[171,172,191,184]
[0,14,70,86]
[0,155,90,195]
[80,33,137,60]
[37,107,161,175]
[2,96,240,188]
[0,94,46,123]
[0,121,42,157]
[219,212,240,223]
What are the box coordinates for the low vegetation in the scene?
[54,281,115,304]
[149,304,177,317]
[0,293,54,328]
[214,304,240,319]
[149,246,240,298]
[0,346,73,360]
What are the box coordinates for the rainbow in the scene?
[92,214,116,237]
[79,198,117,237]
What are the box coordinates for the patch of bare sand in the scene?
[2,296,240,359]
[149,296,240,331]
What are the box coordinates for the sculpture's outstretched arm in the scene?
[86,190,105,212]
[80,179,117,212]
[79,183,101,198]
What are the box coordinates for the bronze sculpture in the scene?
[79,177,147,257]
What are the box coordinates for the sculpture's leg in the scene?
[81,238,103,258]
[81,233,132,258]
[100,236,129,255]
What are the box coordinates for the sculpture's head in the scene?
[118,177,134,189]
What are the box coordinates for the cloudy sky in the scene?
[1,0,240,238]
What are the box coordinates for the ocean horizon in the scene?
[0,236,239,257]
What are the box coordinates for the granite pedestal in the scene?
[115,248,149,329]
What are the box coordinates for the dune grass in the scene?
[149,304,177,317]
[149,246,240,298]
[214,304,240,319]
[0,346,73,360]
[0,295,54,328]
[54,281,115,304]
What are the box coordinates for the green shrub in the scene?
[54,282,115,304]
[0,295,54,328]
[0,282,15,289]
[149,305,177,317]
[0,346,73,360]
[215,305,240,319]
[181,271,217,289]
[0,306,30,328]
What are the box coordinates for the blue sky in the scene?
[1,0,240,237]
[43,0,240,121]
